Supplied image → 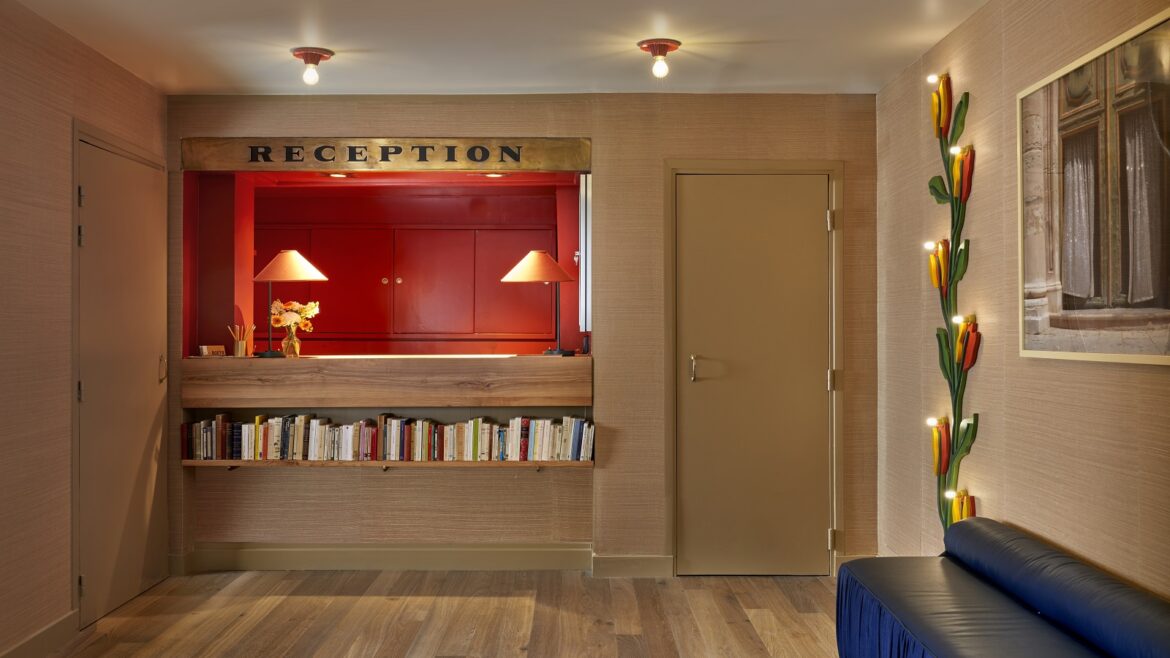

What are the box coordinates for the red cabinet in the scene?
[393,229,476,334]
[475,229,555,335]
[308,228,393,335]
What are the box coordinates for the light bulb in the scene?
[927,73,940,84]
[926,417,939,427]
[952,315,964,325]
[945,490,957,499]
[923,241,936,251]
[302,63,319,85]
[949,145,963,155]
[651,55,669,79]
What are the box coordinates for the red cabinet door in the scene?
[253,228,312,346]
[474,229,556,335]
[393,229,475,334]
[308,228,393,335]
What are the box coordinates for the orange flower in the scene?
[271,314,285,328]
[283,301,295,309]
[298,319,314,333]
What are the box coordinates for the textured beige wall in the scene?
[877,0,1170,596]
[0,0,166,652]
[167,93,878,561]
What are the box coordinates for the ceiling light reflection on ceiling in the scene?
[637,38,681,79]
[291,46,334,86]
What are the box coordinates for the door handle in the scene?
[690,354,698,382]
[158,355,168,383]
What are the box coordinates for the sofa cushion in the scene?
[944,518,1170,658]
[837,557,1101,658]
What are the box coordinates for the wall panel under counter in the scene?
[175,353,594,572]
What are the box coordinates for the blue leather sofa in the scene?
[836,517,1170,657]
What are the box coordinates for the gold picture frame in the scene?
[1017,8,1170,365]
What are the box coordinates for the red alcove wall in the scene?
[184,171,587,356]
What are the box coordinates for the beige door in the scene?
[78,140,169,625]
[676,173,831,575]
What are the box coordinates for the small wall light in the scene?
[291,47,335,85]
[637,38,681,79]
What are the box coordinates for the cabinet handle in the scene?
[381,277,389,285]
[395,277,403,284]
[689,354,698,382]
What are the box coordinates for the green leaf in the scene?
[957,414,979,455]
[950,92,970,146]
[929,176,950,204]
[952,239,970,283]
[935,328,952,381]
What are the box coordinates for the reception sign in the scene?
[181,137,591,172]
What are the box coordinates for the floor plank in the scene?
[62,571,838,658]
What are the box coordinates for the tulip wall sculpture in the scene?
[926,74,981,529]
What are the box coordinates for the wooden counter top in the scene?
[180,355,593,408]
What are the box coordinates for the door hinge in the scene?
[78,574,85,598]
[828,528,838,551]
[77,185,85,208]
[826,368,838,392]
[826,209,835,231]
[77,380,83,403]
[77,224,84,247]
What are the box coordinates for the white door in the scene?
[77,140,169,625]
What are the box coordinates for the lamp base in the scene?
[543,348,575,357]
[254,350,285,358]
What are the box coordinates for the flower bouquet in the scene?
[270,299,320,357]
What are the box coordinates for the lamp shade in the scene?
[254,250,328,282]
[501,250,575,283]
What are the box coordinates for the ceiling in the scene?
[20,0,988,95]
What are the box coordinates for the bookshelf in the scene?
[182,459,593,470]
[180,354,594,467]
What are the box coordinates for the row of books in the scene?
[180,414,595,463]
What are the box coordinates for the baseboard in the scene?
[590,554,674,578]
[0,610,79,658]
[181,543,593,572]
[832,553,874,572]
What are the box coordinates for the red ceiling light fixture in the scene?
[291,46,334,85]
[637,38,681,79]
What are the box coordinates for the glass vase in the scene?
[281,327,301,357]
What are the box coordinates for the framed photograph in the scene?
[1018,10,1170,365]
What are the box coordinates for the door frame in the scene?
[71,121,167,624]
[665,160,845,575]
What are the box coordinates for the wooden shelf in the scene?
[180,355,593,408]
[182,459,593,470]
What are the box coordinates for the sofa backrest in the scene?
[944,517,1170,658]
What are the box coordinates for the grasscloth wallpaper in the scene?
[877,0,1170,597]
[0,0,166,653]
[166,94,878,564]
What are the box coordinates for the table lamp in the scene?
[253,250,328,358]
[501,250,576,356]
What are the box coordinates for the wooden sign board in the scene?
[181,137,591,172]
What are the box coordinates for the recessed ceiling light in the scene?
[328,173,349,178]
[483,173,507,178]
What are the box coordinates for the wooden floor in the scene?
[63,571,839,657]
